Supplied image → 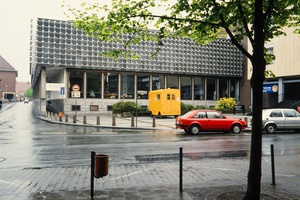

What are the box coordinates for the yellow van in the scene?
[148,88,181,118]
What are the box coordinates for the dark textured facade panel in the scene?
[30,18,243,80]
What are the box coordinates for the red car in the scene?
[175,110,247,134]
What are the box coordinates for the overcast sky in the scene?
[0,0,98,82]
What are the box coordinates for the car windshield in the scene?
[283,110,300,117]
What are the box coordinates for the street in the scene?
[0,102,300,199]
[0,102,299,169]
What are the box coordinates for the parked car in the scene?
[24,98,29,103]
[262,108,300,133]
[175,110,247,134]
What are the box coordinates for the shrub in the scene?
[181,102,194,114]
[215,97,236,110]
[112,101,137,113]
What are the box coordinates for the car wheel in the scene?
[231,124,241,134]
[189,125,200,135]
[265,124,276,134]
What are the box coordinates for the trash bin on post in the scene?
[94,154,109,178]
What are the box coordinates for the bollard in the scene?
[83,116,87,124]
[131,116,134,127]
[112,115,116,126]
[73,115,76,123]
[179,147,183,192]
[271,144,276,185]
[152,117,156,127]
[58,112,63,122]
[65,115,68,123]
[97,116,100,125]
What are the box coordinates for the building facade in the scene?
[246,27,300,109]
[30,18,245,115]
[0,55,18,101]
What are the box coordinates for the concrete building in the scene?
[30,18,245,116]
[245,27,300,109]
[0,55,18,101]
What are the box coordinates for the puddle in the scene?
[135,150,248,163]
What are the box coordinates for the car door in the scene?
[205,111,228,131]
[283,110,300,129]
[192,111,208,130]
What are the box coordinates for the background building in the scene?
[246,27,300,110]
[30,18,245,115]
[0,55,18,101]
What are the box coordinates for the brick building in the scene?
[0,55,18,101]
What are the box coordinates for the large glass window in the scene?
[207,78,216,100]
[121,74,134,99]
[152,75,165,90]
[104,72,118,99]
[180,77,191,100]
[137,74,150,99]
[230,79,240,101]
[69,70,84,98]
[194,77,205,100]
[166,76,179,89]
[219,79,229,99]
[87,72,101,98]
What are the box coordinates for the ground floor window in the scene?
[166,76,179,89]
[104,72,118,99]
[194,77,205,100]
[230,79,240,101]
[67,69,240,103]
[219,78,229,99]
[87,72,101,98]
[181,76,192,100]
[121,74,134,99]
[207,78,216,100]
[137,74,150,99]
[69,70,84,98]
[152,75,165,90]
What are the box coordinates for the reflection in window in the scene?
[152,75,165,90]
[194,77,205,100]
[121,74,134,99]
[137,74,149,99]
[230,79,240,101]
[104,73,118,99]
[87,72,101,98]
[207,78,216,100]
[166,76,178,89]
[219,79,228,99]
[181,77,191,100]
[69,70,84,98]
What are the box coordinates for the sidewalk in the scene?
[0,155,299,199]
[38,112,252,131]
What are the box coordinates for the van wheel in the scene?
[265,124,276,134]
[189,125,200,135]
[158,112,163,119]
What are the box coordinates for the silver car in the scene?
[262,108,300,133]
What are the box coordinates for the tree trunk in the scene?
[243,1,266,199]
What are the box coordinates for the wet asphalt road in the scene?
[0,102,299,170]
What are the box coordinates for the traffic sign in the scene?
[72,84,80,92]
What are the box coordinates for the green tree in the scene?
[65,1,300,199]
[24,87,33,98]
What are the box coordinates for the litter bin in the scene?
[94,154,109,178]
